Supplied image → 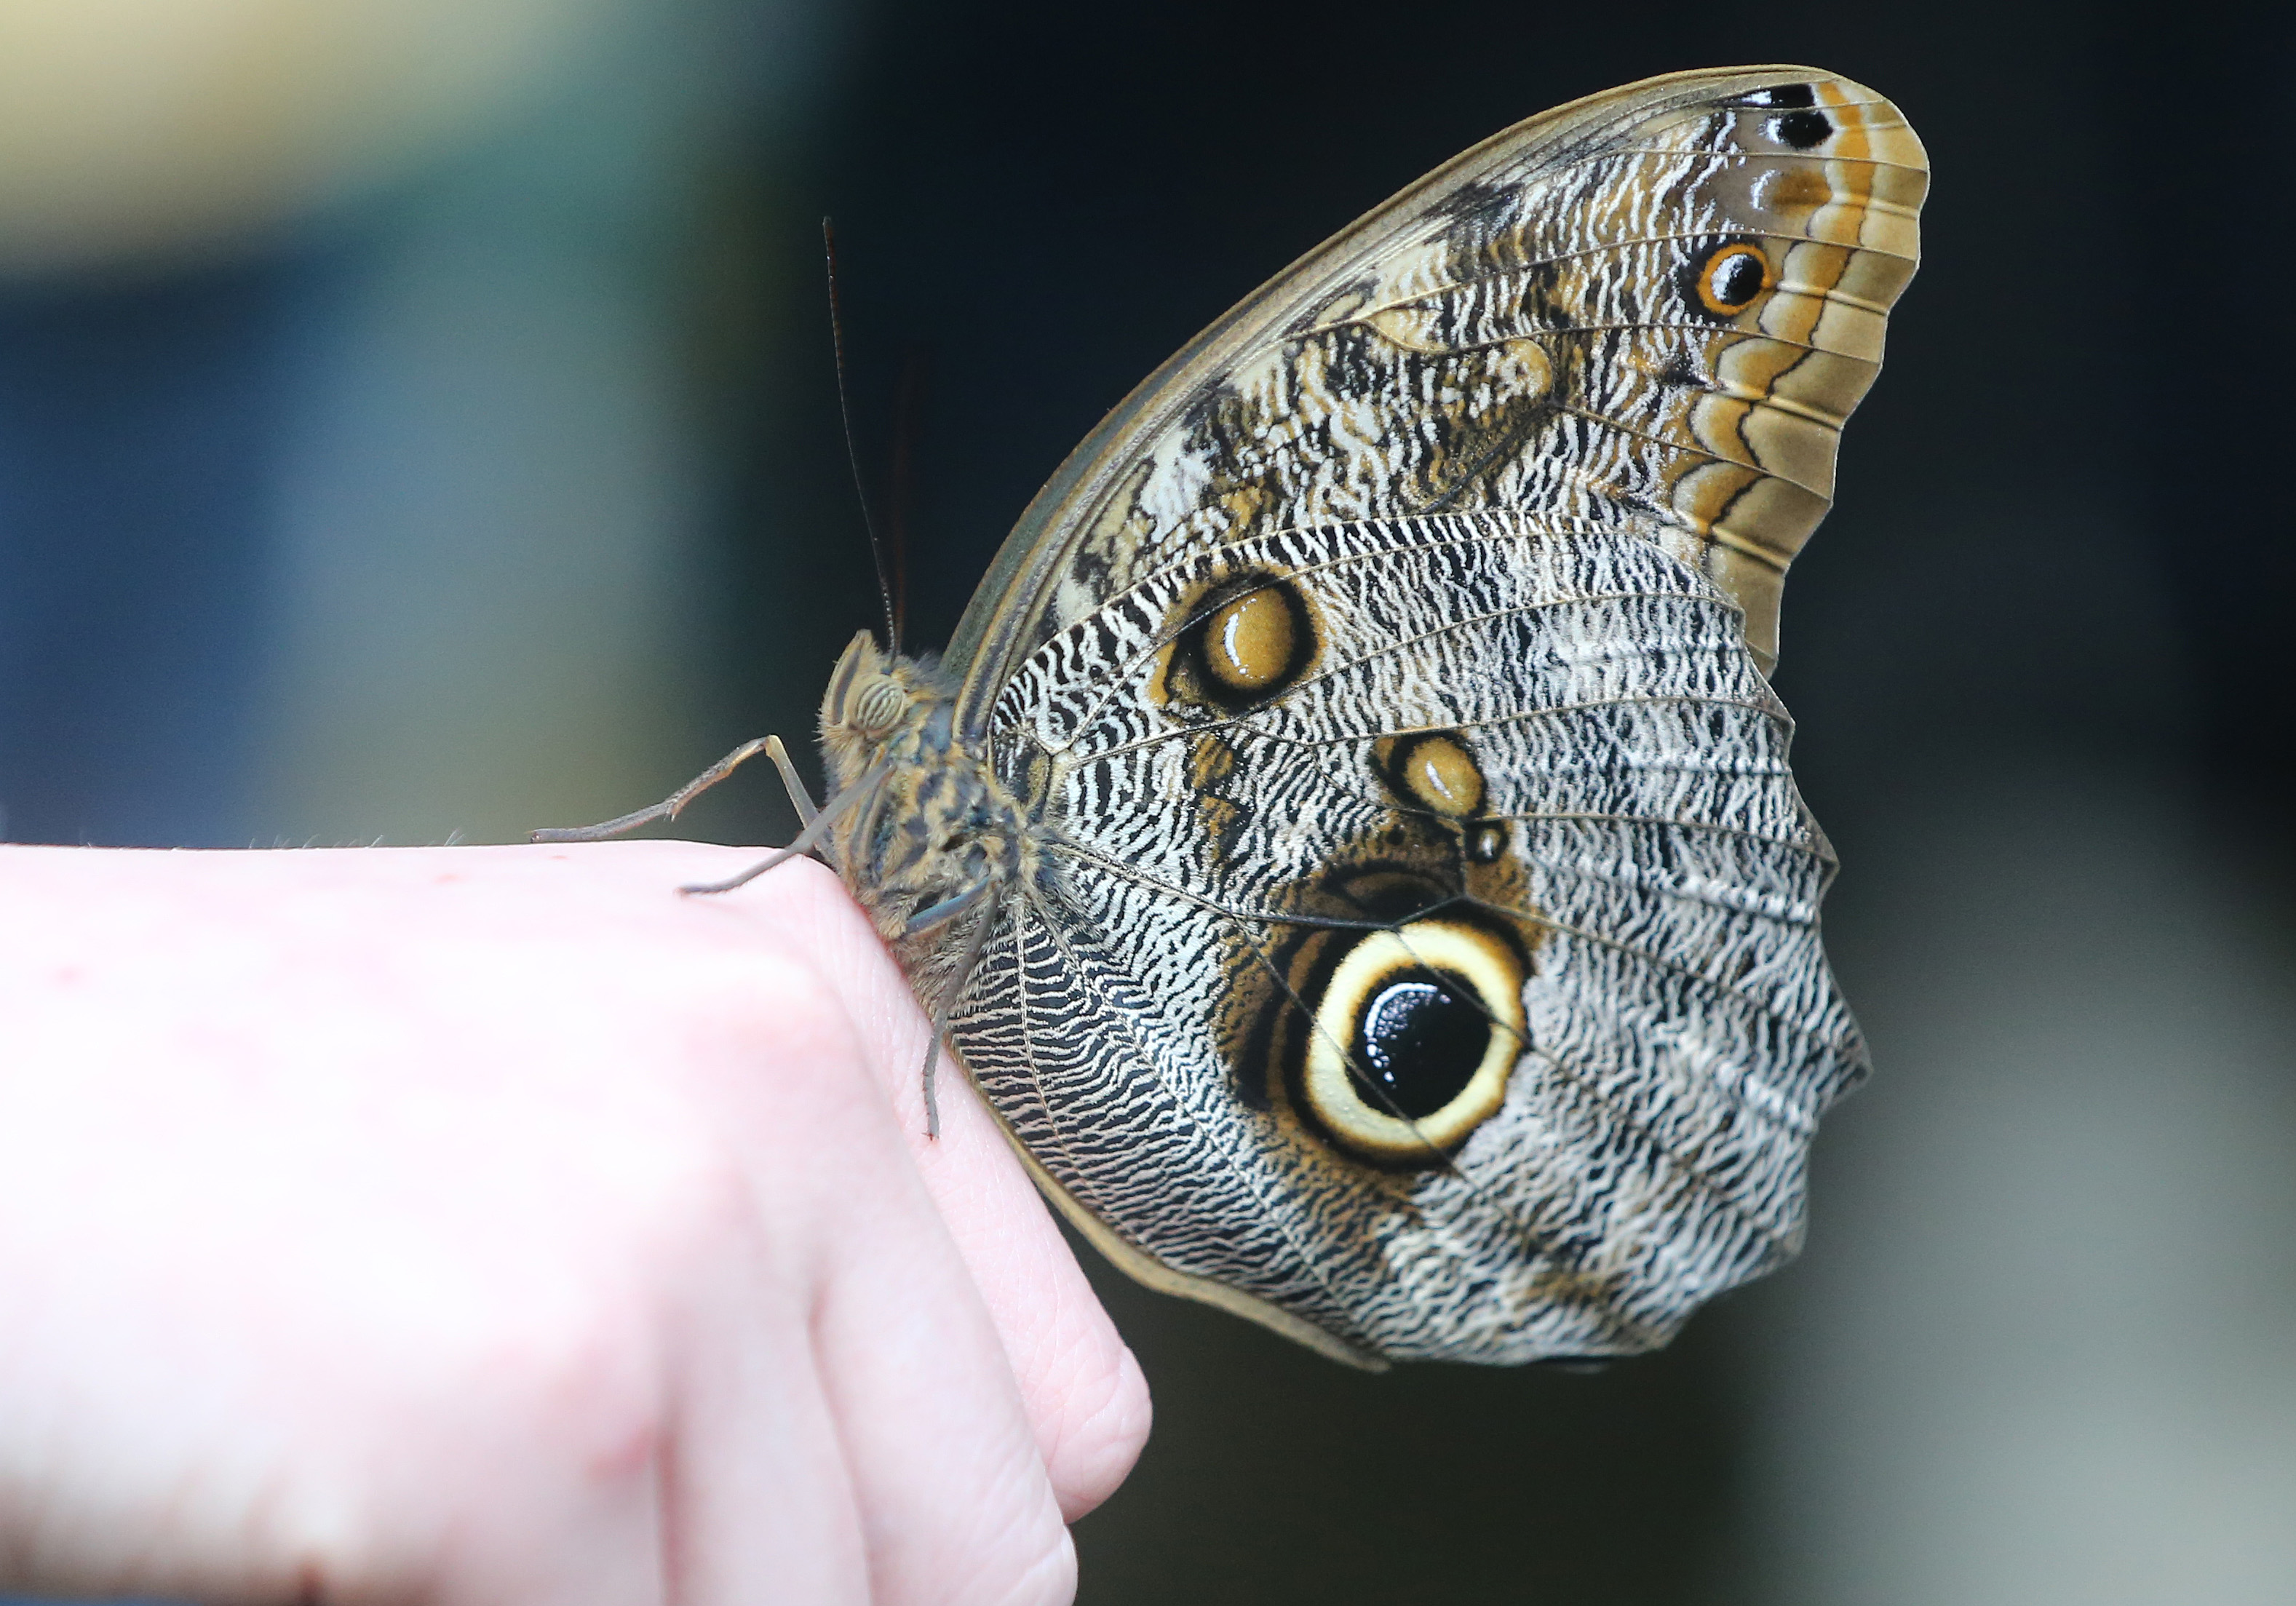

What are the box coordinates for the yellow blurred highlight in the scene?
[0,0,629,274]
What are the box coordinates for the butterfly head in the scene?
[818,629,950,771]
[815,628,1032,972]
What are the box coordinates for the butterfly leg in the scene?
[676,753,897,896]
[906,878,1001,1139]
[531,735,819,842]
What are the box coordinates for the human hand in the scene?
[0,840,1149,1605]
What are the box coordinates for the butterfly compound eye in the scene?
[849,676,907,735]
[1297,918,1525,1164]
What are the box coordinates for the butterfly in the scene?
[544,65,1926,1368]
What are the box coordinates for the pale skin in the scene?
[0,840,1151,1605]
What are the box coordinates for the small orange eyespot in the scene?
[1694,243,1771,317]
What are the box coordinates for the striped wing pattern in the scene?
[953,68,1923,698]
[915,68,1922,1361]
[954,515,1859,1358]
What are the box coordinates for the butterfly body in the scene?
[809,66,1924,1367]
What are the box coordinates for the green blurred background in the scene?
[3,1,2292,1600]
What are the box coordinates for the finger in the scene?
[707,848,1152,1519]
[625,953,878,1606]
[855,971,1153,1512]
[659,940,1065,1606]
[665,1263,871,1606]
[787,995,1076,1604]
[901,1042,1152,1521]
[813,1172,1077,1606]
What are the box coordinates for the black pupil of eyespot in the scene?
[1351,971,1489,1119]
[1776,108,1831,148]
[1715,252,1763,306]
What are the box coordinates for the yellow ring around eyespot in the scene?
[1696,242,1772,317]
[1300,919,1525,1161]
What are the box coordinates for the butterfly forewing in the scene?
[947,67,1923,704]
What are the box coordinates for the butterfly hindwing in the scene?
[965,511,1859,1360]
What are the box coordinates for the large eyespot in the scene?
[1204,587,1300,695]
[1689,242,1772,318]
[1155,571,1320,716]
[1296,918,1526,1164]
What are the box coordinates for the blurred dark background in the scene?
[3,0,2291,1600]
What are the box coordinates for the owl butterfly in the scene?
[547,65,1925,1367]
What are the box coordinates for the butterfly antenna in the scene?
[822,218,900,653]
[886,341,931,652]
